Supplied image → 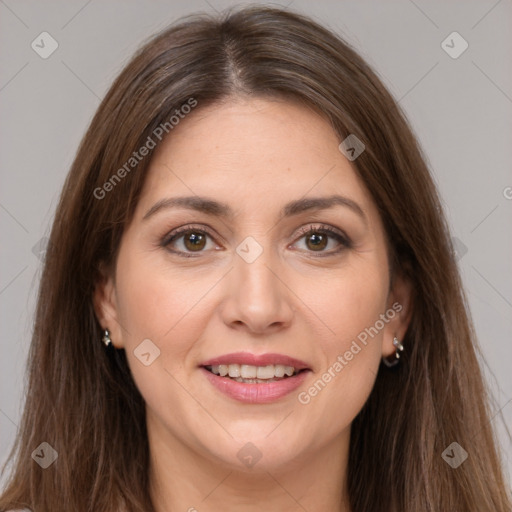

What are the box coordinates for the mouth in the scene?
[199,352,311,404]
[203,363,307,384]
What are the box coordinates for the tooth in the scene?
[274,364,286,378]
[240,365,257,379]
[284,366,294,377]
[256,365,275,379]
[228,364,241,378]
[216,363,298,380]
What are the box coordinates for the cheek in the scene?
[292,260,388,418]
[113,250,218,425]
[295,260,388,440]
[113,247,234,408]
[306,258,389,351]
[115,245,218,344]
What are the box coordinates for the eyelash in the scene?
[160,223,351,258]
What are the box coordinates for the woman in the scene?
[1,5,510,511]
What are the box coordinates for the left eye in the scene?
[291,225,350,254]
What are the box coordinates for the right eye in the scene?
[161,225,222,257]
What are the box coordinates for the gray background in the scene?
[1,0,511,489]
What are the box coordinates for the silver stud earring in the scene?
[102,329,112,347]
[382,336,404,367]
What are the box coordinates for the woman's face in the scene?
[95,97,411,472]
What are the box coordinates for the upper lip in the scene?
[201,352,311,370]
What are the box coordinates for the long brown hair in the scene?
[1,6,510,511]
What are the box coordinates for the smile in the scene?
[205,363,300,382]
[200,352,311,403]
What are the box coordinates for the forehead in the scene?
[136,97,375,220]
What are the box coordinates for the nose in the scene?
[219,244,295,335]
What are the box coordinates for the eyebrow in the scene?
[142,194,367,223]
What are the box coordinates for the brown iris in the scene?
[183,231,207,251]
[306,232,328,251]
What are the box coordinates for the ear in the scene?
[381,271,414,358]
[92,261,126,349]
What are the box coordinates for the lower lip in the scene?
[200,367,310,404]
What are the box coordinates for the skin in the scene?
[94,97,412,512]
